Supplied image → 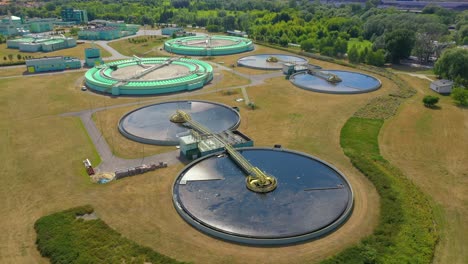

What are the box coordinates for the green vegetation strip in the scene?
[35,205,186,264]
[321,117,437,264]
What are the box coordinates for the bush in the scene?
[422,95,440,107]
[451,87,468,106]
[348,45,360,64]
[323,117,437,264]
[35,206,187,264]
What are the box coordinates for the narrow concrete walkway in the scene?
[240,87,251,106]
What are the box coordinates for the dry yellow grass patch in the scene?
[0,55,398,263]
[380,75,468,264]
[0,66,27,77]
[89,71,399,263]
[204,69,250,91]
[107,36,167,57]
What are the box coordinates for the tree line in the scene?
[1,0,467,81]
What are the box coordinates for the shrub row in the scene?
[321,117,437,264]
[35,205,186,264]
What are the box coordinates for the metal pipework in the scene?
[170,110,278,193]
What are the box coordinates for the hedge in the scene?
[35,205,187,264]
[321,118,437,264]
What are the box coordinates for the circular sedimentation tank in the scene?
[237,54,308,70]
[290,70,381,94]
[173,147,354,245]
[118,100,240,145]
[164,35,254,56]
[84,57,213,96]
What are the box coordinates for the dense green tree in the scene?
[385,29,415,63]
[413,32,435,64]
[422,95,439,108]
[434,48,468,86]
[451,87,468,106]
[348,45,360,63]
[366,49,385,66]
[69,27,79,36]
[360,46,369,63]
[457,25,468,45]
[279,33,289,47]
[300,39,314,52]
[334,37,348,57]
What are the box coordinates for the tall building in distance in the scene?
[61,8,88,24]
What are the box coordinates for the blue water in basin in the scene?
[291,70,381,94]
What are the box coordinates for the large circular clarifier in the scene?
[164,35,254,56]
[173,147,353,245]
[84,57,213,96]
[118,101,240,145]
[291,70,381,94]
[237,54,307,70]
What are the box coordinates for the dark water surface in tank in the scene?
[237,54,308,70]
[174,148,353,241]
[118,101,240,145]
[291,70,381,94]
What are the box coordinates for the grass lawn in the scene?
[0,42,112,62]
[0,66,27,77]
[3,44,459,264]
[108,35,168,57]
[0,52,385,263]
[380,75,468,264]
[89,74,383,264]
[388,64,435,75]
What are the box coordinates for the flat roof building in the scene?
[430,79,454,94]
[26,56,81,73]
[7,36,77,52]
[180,130,253,160]
[78,23,138,40]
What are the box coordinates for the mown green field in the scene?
[108,35,167,57]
